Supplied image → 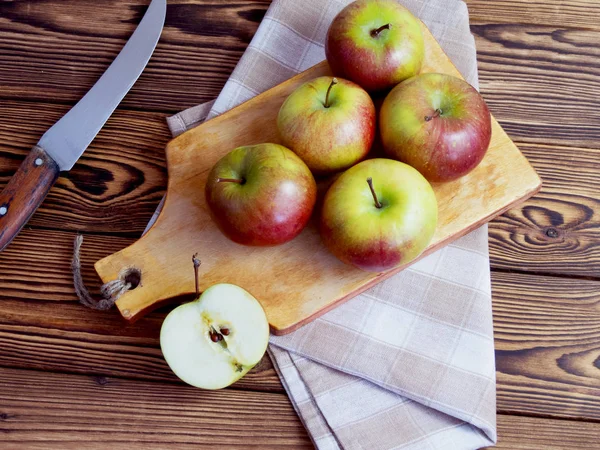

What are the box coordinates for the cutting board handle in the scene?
[94,203,203,322]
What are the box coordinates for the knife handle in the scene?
[0,146,60,251]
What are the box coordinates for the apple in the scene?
[161,256,269,389]
[320,158,438,272]
[277,76,375,173]
[205,143,317,246]
[325,0,424,92]
[380,73,492,182]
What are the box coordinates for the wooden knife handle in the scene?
[0,146,60,251]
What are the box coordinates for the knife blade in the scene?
[0,0,166,251]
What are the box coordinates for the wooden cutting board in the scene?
[95,20,541,335]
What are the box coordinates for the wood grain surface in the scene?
[0,101,169,235]
[493,272,600,420]
[1,366,598,449]
[466,0,600,30]
[95,24,541,332]
[0,367,312,448]
[0,0,271,112]
[488,143,600,278]
[492,415,600,450]
[0,0,598,447]
[471,23,600,150]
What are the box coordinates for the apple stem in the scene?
[371,23,391,37]
[425,108,443,122]
[217,177,244,184]
[192,253,201,298]
[367,177,382,209]
[324,77,338,108]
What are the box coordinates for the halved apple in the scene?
[160,283,269,389]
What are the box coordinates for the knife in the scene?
[0,0,166,251]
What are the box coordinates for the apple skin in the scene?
[205,143,317,246]
[325,0,424,93]
[380,73,492,182]
[277,76,375,174]
[320,158,438,272]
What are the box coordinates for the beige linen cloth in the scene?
[150,1,497,448]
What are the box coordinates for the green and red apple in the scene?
[320,158,438,272]
[326,0,424,92]
[205,143,317,246]
[277,76,375,174]
[161,258,269,389]
[380,73,492,182]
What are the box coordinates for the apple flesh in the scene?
[320,158,438,272]
[380,73,492,182]
[160,283,269,390]
[205,143,317,246]
[326,0,424,92]
[277,76,375,173]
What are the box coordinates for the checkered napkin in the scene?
[154,1,497,448]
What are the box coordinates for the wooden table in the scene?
[0,1,598,448]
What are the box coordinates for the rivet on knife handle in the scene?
[0,146,59,251]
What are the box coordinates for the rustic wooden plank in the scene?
[1,366,599,449]
[2,230,600,420]
[0,367,312,448]
[0,229,135,302]
[467,0,600,151]
[467,0,600,31]
[493,271,600,420]
[488,142,600,278]
[471,23,600,149]
[490,415,600,450]
[0,100,169,235]
[0,0,271,113]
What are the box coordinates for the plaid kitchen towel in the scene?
[152,0,497,448]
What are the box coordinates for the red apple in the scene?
[205,143,317,246]
[326,0,424,92]
[320,158,438,272]
[380,73,492,182]
[277,76,375,174]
